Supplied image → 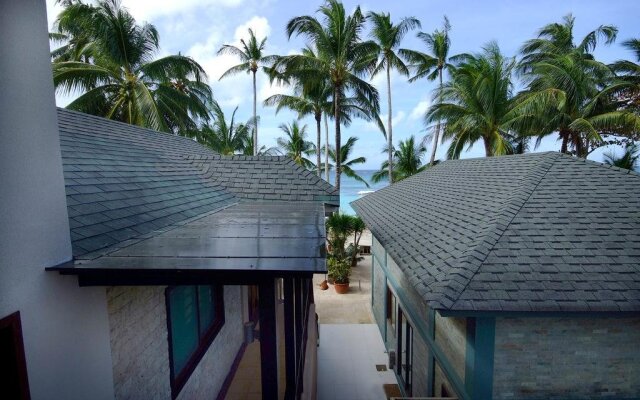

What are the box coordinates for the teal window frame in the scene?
[166,285,224,398]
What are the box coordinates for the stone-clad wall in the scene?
[493,317,640,399]
[107,285,244,400]
[434,312,466,383]
[107,286,171,400]
[412,333,431,397]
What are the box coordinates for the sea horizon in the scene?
[325,169,388,215]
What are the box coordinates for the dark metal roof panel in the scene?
[52,201,327,278]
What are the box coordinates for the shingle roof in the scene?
[352,152,640,313]
[186,155,339,204]
[58,108,336,258]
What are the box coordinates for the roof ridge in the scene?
[440,152,562,309]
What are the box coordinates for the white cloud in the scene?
[122,0,245,22]
[365,111,406,133]
[185,16,273,110]
[258,80,290,104]
[410,99,431,120]
[234,16,271,44]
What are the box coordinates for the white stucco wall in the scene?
[0,1,114,398]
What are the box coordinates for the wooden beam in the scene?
[258,279,278,399]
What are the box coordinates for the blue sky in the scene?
[46,0,639,168]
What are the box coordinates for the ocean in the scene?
[326,170,388,215]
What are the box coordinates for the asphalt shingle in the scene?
[352,152,640,313]
[58,108,337,258]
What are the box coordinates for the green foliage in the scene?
[218,28,277,154]
[50,0,211,134]
[276,120,316,169]
[515,14,640,158]
[196,101,252,155]
[327,257,351,284]
[400,16,463,165]
[322,137,369,187]
[368,12,421,183]
[372,135,428,183]
[277,0,381,191]
[603,143,639,170]
[426,42,517,158]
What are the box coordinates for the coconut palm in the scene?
[368,12,421,183]
[400,16,463,165]
[51,0,211,134]
[265,53,334,176]
[218,29,277,155]
[371,135,427,183]
[276,121,316,169]
[516,15,640,157]
[426,42,517,158]
[281,0,380,192]
[49,0,95,63]
[603,143,640,170]
[198,101,252,155]
[323,136,369,188]
[611,38,640,114]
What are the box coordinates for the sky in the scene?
[45,0,639,169]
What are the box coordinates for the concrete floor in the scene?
[313,255,375,324]
[314,253,399,400]
[317,324,397,400]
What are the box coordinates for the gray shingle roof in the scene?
[352,152,640,313]
[58,108,337,258]
[186,155,339,204]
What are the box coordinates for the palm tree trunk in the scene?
[386,63,393,184]
[429,70,443,166]
[560,129,569,154]
[484,137,493,157]
[334,86,342,192]
[252,70,257,155]
[324,113,329,181]
[315,112,322,176]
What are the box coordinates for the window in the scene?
[166,285,224,398]
[0,311,30,400]
[386,286,397,335]
[397,308,413,395]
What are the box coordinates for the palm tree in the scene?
[368,12,421,183]
[516,15,639,157]
[603,143,639,170]
[612,38,640,114]
[282,0,380,192]
[198,101,252,155]
[400,16,462,165]
[51,0,211,133]
[371,135,427,183]
[218,28,277,155]
[276,120,316,169]
[323,136,369,188]
[426,42,517,158]
[265,52,334,176]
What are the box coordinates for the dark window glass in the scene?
[397,308,413,395]
[167,285,224,398]
[197,285,215,335]
[387,286,397,334]
[170,286,199,374]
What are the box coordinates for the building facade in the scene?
[354,153,640,399]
